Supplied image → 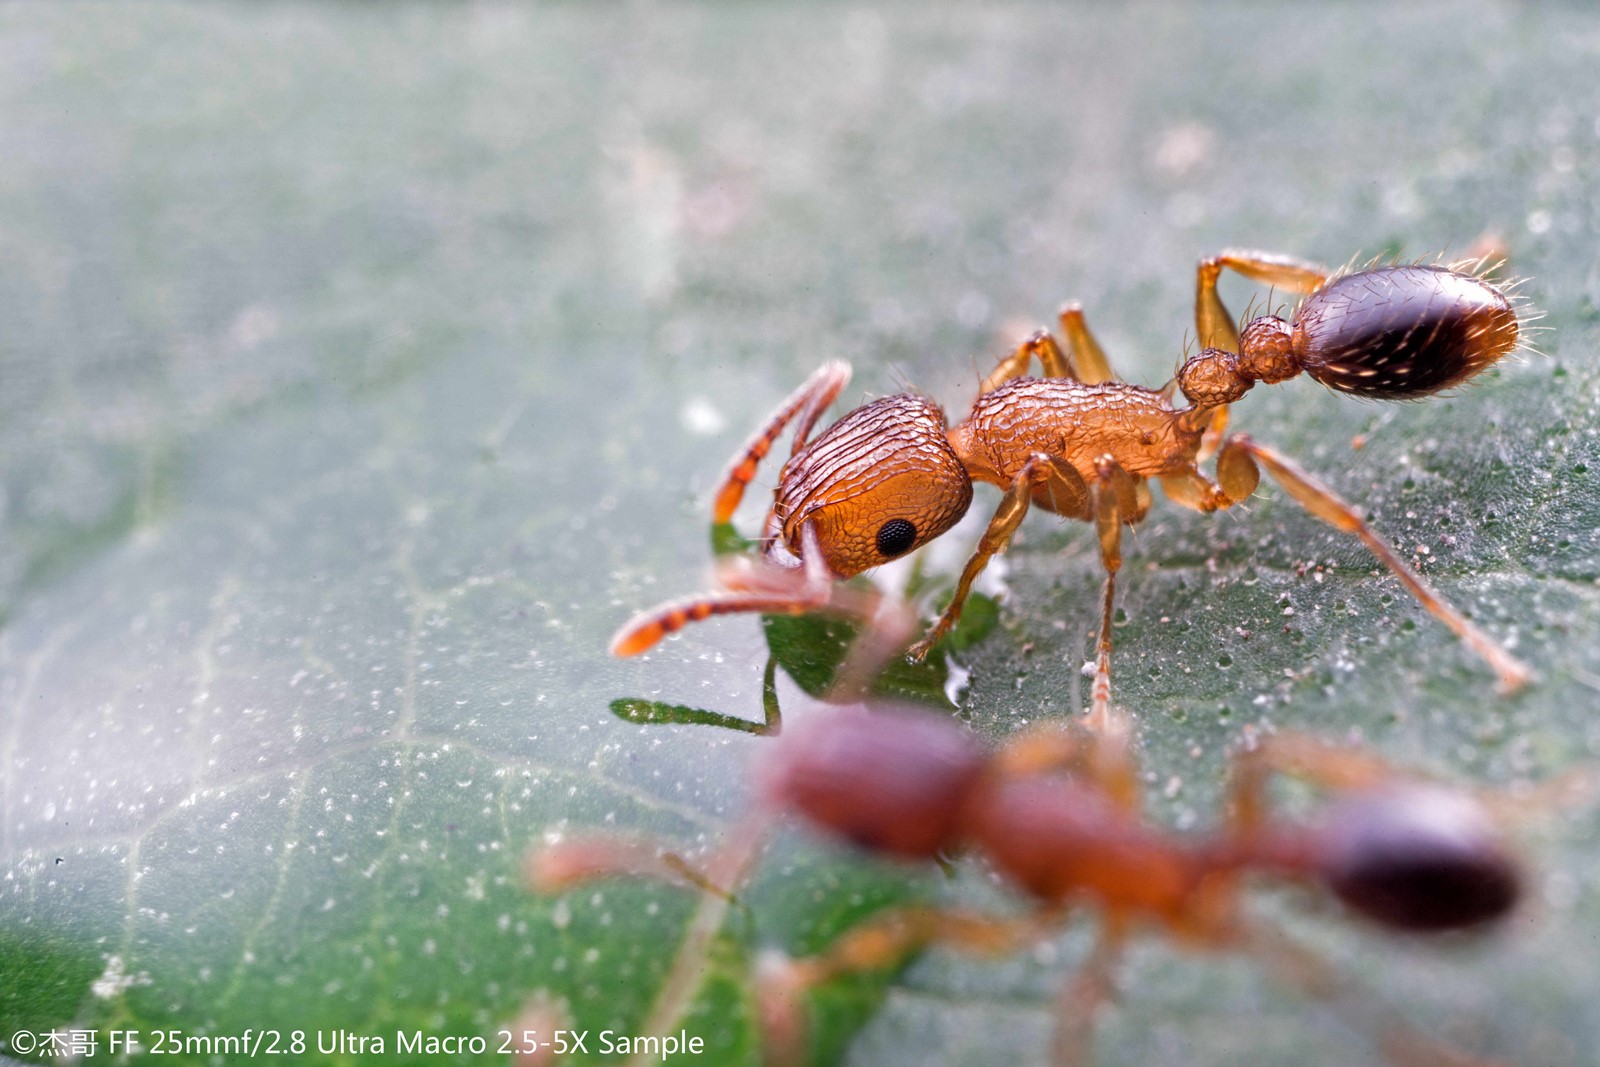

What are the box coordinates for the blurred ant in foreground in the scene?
[532,698,1584,1067]
[612,251,1535,697]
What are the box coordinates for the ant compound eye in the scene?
[876,518,918,558]
[1293,265,1519,398]
[1317,786,1520,933]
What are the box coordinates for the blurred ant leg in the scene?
[1238,924,1512,1067]
[991,721,1097,778]
[1051,920,1130,1067]
[757,907,1047,1067]
[528,837,732,899]
[1230,731,1598,847]
[908,453,1090,660]
[611,524,864,656]
[1480,763,1600,824]
[1459,232,1511,281]
[980,330,1074,394]
[1226,733,1400,835]
[1057,303,1118,384]
[1217,434,1532,694]
[828,585,922,702]
[713,361,851,523]
[528,811,772,903]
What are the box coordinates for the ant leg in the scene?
[713,361,851,523]
[907,453,1090,660]
[1192,251,1328,460]
[1226,732,1401,835]
[1210,434,1532,694]
[1196,249,1329,352]
[1237,924,1513,1067]
[1057,303,1118,384]
[611,523,864,656]
[1051,921,1130,1067]
[1084,458,1141,805]
[527,811,771,902]
[1230,731,1600,833]
[1157,464,1230,513]
[828,584,922,701]
[980,330,1075,394]
[757,907,1048,1067]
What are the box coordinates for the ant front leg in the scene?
[1208,434,1532,694]
[907,453,1090,660]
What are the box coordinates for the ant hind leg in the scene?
[1211,434,1531,694]
[1196,250,1329,352]
[1236,924,1513,1067]
[1191,251,1328,460]
[1051,921,1130,1067]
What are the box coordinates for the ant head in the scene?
[1292,265,1519,398]
[1314,784,1521,934]
[774,394,973,578]
[758,704,986,860]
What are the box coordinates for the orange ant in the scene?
[611,251,1534,698]
[531,698,1581,1067]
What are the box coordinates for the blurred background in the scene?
[2,4,1599,1065]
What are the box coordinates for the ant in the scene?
[611,250,1534,699]
[530,698,1582,1067]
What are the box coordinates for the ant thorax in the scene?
[949,377,1203,489]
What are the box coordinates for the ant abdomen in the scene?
[1315,785,1521,933]
[758,706,985,859]
[1286,265,1520,398]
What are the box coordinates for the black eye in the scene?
[876,519,918,558]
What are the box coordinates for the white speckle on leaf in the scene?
[91,955,151,999]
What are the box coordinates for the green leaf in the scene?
[4,6,1600,1067]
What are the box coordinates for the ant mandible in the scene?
[532,697,1570,1066]
[612,251,1534,696]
